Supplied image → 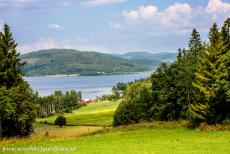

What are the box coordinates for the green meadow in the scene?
[1,101,230,154]
[36,101,120,126]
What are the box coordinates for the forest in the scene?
[113,18,230,127]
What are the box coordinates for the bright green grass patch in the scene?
[36,101,120,126]
[1,122,230,154]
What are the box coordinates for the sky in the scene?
[0,0,230,54]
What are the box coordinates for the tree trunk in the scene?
[0,115,2,138]
[187,89,191,108]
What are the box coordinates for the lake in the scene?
[25,72,151,99]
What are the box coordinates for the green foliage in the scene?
[100,82,128,101]
[151,63,186,120]
[55,116,66,127]
[0,24,25,88]
[190,21,229,124]
[113,81,152,126]
[38,90,82,118]
[113,28,203,126]
[113,18,230,127]
[0,24,37,137]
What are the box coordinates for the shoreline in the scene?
[24,71,153,78]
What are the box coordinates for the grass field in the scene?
[1,122,230,154]
[36,101,120,126]
[1,101,230,154]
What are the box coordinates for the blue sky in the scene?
[0,0,229,54]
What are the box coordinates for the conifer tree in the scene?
[221,18,230,52]
[188,28,202,60]
[214,18,230,123]
[0,24,37,137]
[190,23,225,124]
[0,24,25,88]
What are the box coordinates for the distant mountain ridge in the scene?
[20,49,176,76]
[112,51,177,62]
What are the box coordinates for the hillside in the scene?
[112,51,177,62]
[20,49,177,76]
[21,49,162,76]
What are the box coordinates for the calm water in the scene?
[25,72,151,99]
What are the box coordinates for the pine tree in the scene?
[221,18,230,52]
[0,24,37,137]
[188,28,202,60]
[214,18,230,123]
[175,29,203,118]
[190,23,225,124]
[0,24,25,88]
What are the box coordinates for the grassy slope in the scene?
[36,101,120,126]
[1,123,230,154]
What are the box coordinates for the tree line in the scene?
[37,90,82,118]
[113,18,230,126]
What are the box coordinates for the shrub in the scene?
[55,116,67,127]
[113,81,152,126]
[45,131,49,137]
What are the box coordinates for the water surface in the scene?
[25,73,151,99]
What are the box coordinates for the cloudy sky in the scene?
[0,0,230,54]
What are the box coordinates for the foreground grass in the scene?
[0,124,104,147]
[1,122,230,154]
[37,101,120,126]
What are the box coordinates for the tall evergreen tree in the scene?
[190,23,225,124]
[0,24,25,88]
[214,18,230,123]
[175,29,202,118]
[0,24,37,137]
[221,18,230,52]
[188,28,202,59]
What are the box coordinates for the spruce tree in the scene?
[0,24,25,88]
[175,29,202,118]
[221,18,230,52]
[214,18,230,123]
[188,28,202,60]
[0,24,37,137]
[190,23,225,124]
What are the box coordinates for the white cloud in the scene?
[17,38,61,54]
[139,5,157,20]
[119,0,230,37]
[17,38,110,54]
[48,24,62,30]
[109,22,123,29]
[123,3,192,26]
[159,3,192,26]
[206,0,230,19]
[123,10,139,23]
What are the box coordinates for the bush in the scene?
[113,81,152,126]
[64,108,72,113]
[55,116,67,127]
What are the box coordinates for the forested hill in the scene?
[20,49,176,76]
[113,52,177,62]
